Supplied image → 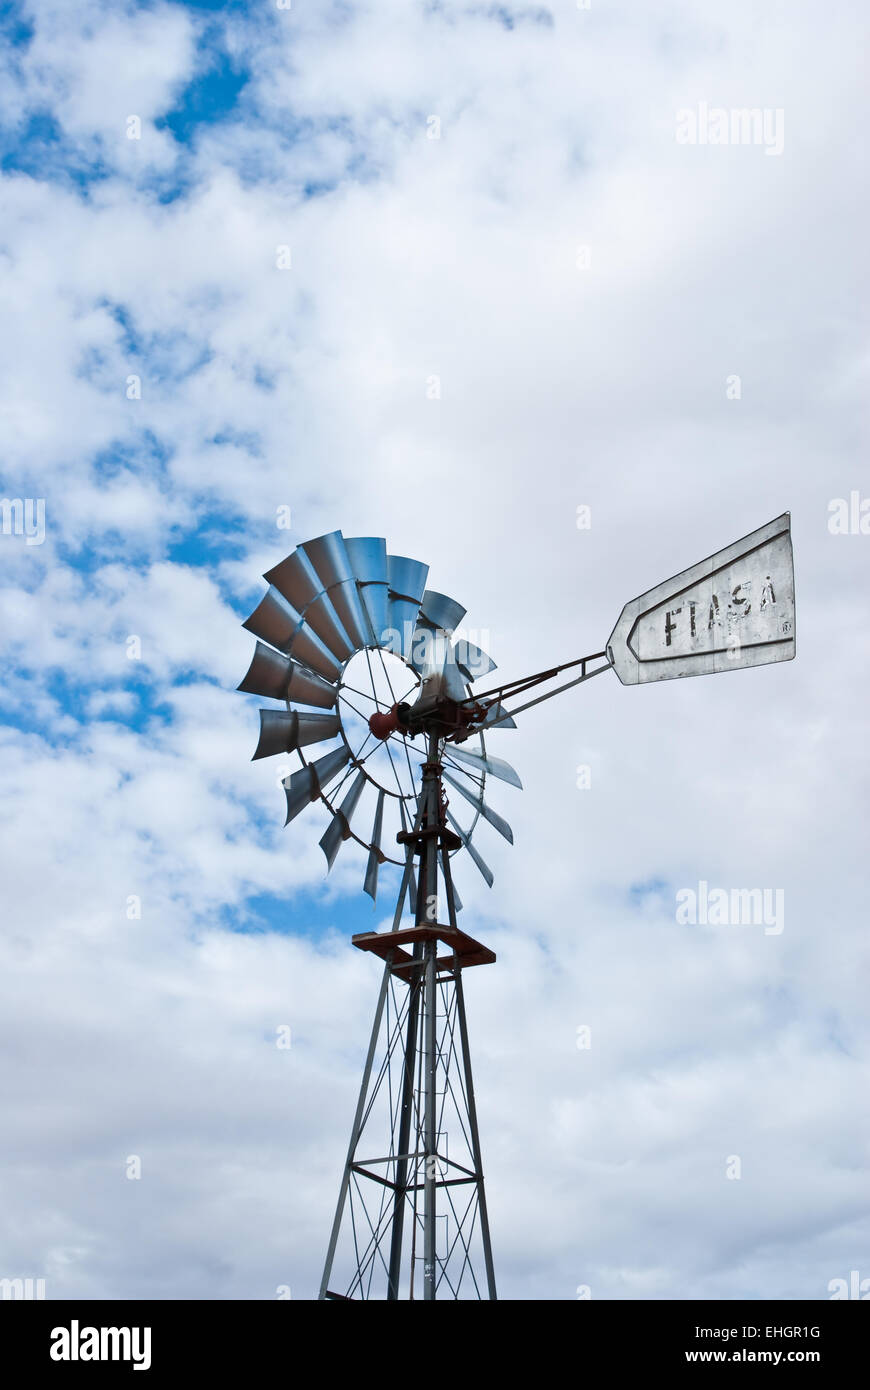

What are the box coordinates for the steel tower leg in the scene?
[385,953,422,1298]
[419,736,440,1302]
[454,966,497,1300]
[441,818,497,1301]
[318,958,392,1301]
[422,937,438,1299]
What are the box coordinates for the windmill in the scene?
[237,513,796,1300]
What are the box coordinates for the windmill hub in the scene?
[368,704,401,740]
[396,692,472,738]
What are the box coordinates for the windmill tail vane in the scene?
[236,514,795,1300]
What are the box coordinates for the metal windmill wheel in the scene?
[237,531,522,905]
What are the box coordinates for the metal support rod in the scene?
[386,964,422,1298]
[419,732,441,926]
[460,650,608,706]
[440,830,497,1299]
[390,800,423,933]
[318,953,393,1300]
[420,732,441,1299]
[454,966,497,1301]
[389,742,440,1297]
[385,799,427,1299]
[484,655,612,728]
[423,937,437,1298]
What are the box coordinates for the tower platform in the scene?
[352,923,495,980]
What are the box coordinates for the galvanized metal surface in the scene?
[363,789,385,902]
[300,530,355,590]
[319,769,367,871]
[263,546,322,612]
[385,553,429,659]
[253,709,340,760]
[283,745,349,824]
[298,591,355,661]
[454,638,497,682]
[345,535,390,642]
[442,770,513,843]
[607,512,796,684]
[237,641,338,708]
[446,808,494,887]
[243,587,344,681]
[445,745,523,789]
[419,589,467,633]
[480,700,516,730]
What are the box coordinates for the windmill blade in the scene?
[411,643,468,703]
[419,590,466,633]
[301,532,373,650]
[398,798,418,909]
[238,640,293,700]
[264,549,354,661]
[300,591,355,662]
[289,625,344,682]
[441,651,470,701]
[253,710,340,760]
[445,745,523,789]
[479,701,517,731]
[408,619,450,678]
[409,627,469,705]
[264,546,321,611]
[243,587,342,682]
[409,591,469,702]
[283,746,351,825]
[443,770,513,843]
[454,639,497,683]
[386,554,428,660]
[363,789,386,903]
[446,809,494,888]
[346,536,391,647]
[300,531,355,589]
[319,770,367,871]
[237,641,337,708]
[607,512,796,684]
[332,580,374,650]
[243,585,299,651]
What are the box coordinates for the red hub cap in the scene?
[368,704,400,740]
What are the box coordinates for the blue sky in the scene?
[0,0,868,1301]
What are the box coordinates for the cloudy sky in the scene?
[1,0,867,1300]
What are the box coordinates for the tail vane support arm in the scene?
[454,651,613,738]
